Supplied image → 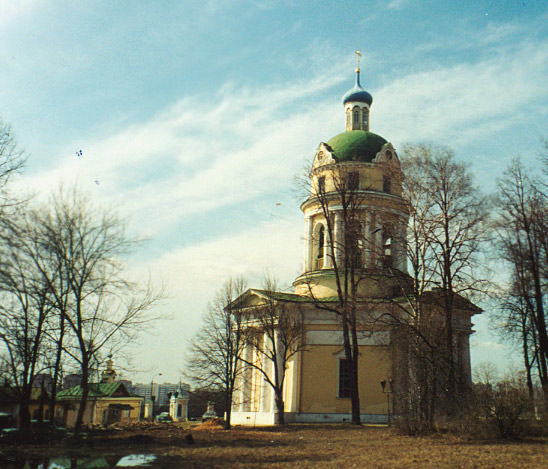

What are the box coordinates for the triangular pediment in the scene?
[228,289,310,311]
[373,142,401,168]
[228,289,278,310]
[311,143,336,170]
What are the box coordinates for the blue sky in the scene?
[1,0,547,383]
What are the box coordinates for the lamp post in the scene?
[380,379,394,427]
[150,372,162,420]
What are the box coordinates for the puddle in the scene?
[0,453,158,468]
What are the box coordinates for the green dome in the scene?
[326,130,387,163]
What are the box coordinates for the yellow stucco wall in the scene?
[58,397,142,427]
[299,345,390,415]
[312,163,403,196]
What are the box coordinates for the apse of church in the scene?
[229,56,478,425]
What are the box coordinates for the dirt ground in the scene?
[1,421,547,468]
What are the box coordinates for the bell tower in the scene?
[294,59,408,299]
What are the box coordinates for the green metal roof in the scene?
[250,289,339,303]
[57,382,125,399]
[326,130,387,163]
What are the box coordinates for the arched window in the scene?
[362,110,368,125]
[353,109,359,124]
[346,219,363,269]
[382,226,393,267]
[315,224,325,269]
[346,110,351,126]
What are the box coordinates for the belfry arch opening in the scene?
[381,225,393,268]
[345,219,363,269]
[314,223,326,270]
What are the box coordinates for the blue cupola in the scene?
[343,51,372,132]
[342,71,373,106]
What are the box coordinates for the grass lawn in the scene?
[1,423,547,468]
[182,424,548,468]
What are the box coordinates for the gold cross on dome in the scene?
[355,50,362,72]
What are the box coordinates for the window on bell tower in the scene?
[345,219,363,269]
[316,225,325,270]
[318,176,325,194]
[347,172,359,191]
[383,175,391,194]
[382,226,393,268]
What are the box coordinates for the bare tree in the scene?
[298,164,367,425]
[185,277,247,429]
[495,158,548,398]
[0,187,163,434]
[297,150,406,425]
[385,144,489,426]
[0,120,24,210]
[0,217,53,434]
[42,188,163,434]
[241,276,306,425]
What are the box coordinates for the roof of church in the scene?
[57,382,136,399]
[249,289,340,303]
[342,71,372,105]
[325,130,387,163]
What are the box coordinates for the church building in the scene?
[230,56,480,425]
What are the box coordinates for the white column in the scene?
[237,354,246,412]
[365,211,372,267]
[239,343,253,412]
[374,212,383,265]
[270,331,284,414]
[325,218,332,269]
[288,351,300,413]
[369,212,376,265]
[259,334,270,412]
[398,217,408,272]
[334,211,342,266]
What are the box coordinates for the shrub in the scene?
[471,377,534,439]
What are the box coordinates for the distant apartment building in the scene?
[130,382,190,407]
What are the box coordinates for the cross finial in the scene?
[355,50,362,73]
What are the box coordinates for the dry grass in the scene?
[2,423,547,468]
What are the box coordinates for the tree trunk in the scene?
[49,310,66,423]
[276,394,285,425]
[74,356,89,436]
[225,389,232,430]
[19,383,31,438]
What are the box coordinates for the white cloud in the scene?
[372,38,548,152]
[125,216,303,382]
[14,69,345,238]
